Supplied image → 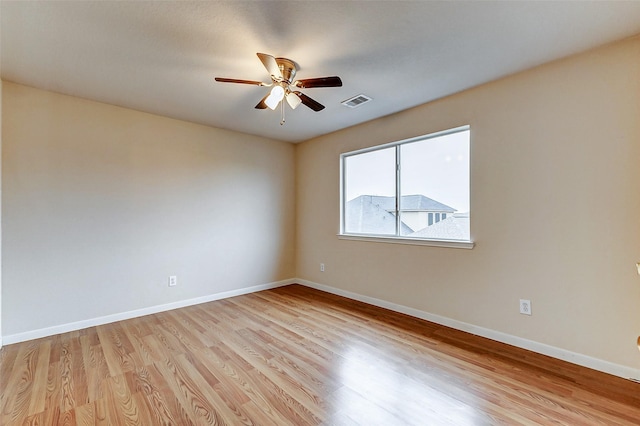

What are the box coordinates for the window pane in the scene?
[399,130,470,240]
[344,147,396,235]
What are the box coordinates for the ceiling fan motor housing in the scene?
[275,58,298,83]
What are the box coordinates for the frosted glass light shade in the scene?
[286,92,302,109]
[265,85,285,110]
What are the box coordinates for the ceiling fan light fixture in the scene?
[215,53,343,121]
[265,85,285,110]
[286,92,302,109]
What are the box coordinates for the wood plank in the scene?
[79,334,110,403]
[153,357,220,425]
[1,341,40,425]
[125,366,177,425]
[74,402,96,426]
[41,360,62,425]
[26,340,51,416]
[96,323,140,377]
[101,373,142,425]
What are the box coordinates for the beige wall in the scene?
[297,37,640,371]
[2,82,295,337]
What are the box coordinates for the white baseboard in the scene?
[2,279,295,346]
[296,278,640,382]
[4,277,639,382]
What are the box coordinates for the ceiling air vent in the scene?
[341,94,372,108]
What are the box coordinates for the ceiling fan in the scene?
[215,53,342,124]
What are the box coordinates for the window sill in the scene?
[337,234,475,249]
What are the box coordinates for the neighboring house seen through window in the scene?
[341,126,470,242]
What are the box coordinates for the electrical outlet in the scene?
[519,299,532,315]
[320,263,325,272]
[169,276,177,287]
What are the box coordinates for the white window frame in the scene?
[339,125,474,249]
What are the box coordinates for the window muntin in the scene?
[341,126,470,242]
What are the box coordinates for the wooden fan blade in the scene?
[255,93,270,109]
[215,77,267,86]
[257,53,282,79]
[294,91,325,111]
[294,76,342,89]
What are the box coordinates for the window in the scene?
[340,126,471,246]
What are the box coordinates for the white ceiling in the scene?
[2,1,640,143]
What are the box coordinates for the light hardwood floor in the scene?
[1,284,639,425]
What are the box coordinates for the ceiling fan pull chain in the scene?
[280,98,286,125]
